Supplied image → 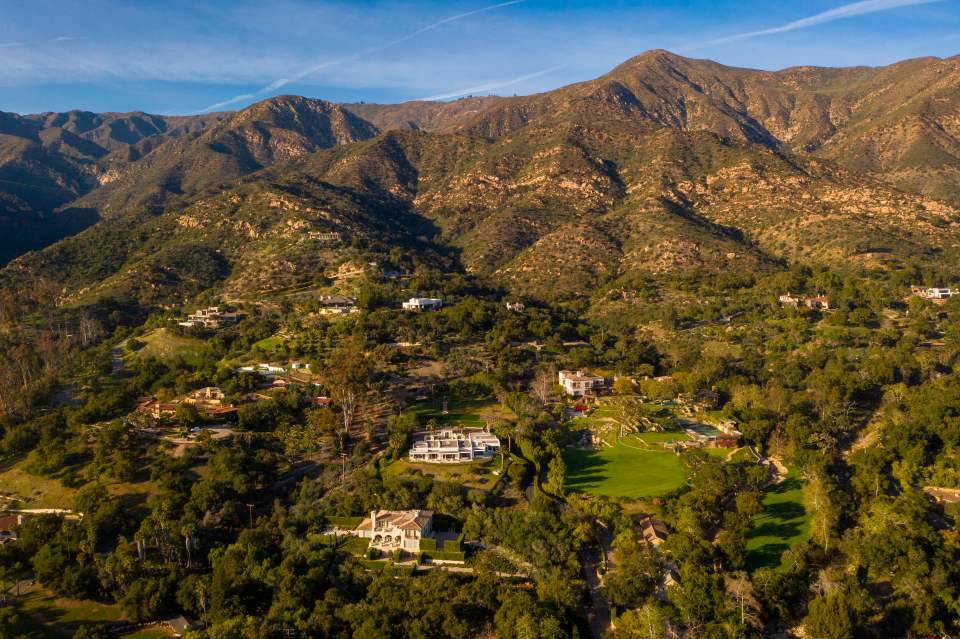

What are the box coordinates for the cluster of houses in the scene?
[138,386,238,420]
[636,517,680,596]
[408,428,501,464]
[559,370,608,397]
[177,306,241,330]
[778,293,831,310]
[911,286,959,304]
[402,297,443,311]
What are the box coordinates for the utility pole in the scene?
[245,503,254,529]
[340,452,347,484]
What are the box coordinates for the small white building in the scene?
[505,301,526,312]
[559,370,606,397]
[409,428,501,463]
[402,297,443,311]
[354,510,434,551]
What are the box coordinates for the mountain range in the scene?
[4,50,960,307]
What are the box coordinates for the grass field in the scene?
[745,471,810,571]
[0,458,161,511]
[13,589,125,637]
[382,455,506,491]
[563,443,687,499]
[129,328,205,364]
[407,397,511,427]
[0,462,78,508]
[121,629,174,638]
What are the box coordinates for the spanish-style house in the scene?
[559,370,606,397]
[354,510,435,552]
[408,428,501,463]
[402,297,443,311]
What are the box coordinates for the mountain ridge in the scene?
[4,50,960,308]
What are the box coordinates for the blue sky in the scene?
[0,0,957,115]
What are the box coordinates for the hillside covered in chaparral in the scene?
[1,51,960,639]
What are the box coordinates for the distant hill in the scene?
[4,51,960,307]
[0,97,377,263]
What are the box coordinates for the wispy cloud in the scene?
[0,35,85,49]
[202,0,526,112]
[686,0,945,50]
[418,65,564,101]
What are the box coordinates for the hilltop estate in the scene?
[407,428,501,463]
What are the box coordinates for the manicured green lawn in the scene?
[407,397,510,427]
[122,628,175,638]
[253,334,284,352]
[623,431,690,445]
[563,444,687,499]
[745,471,810,571]
[12,589,129,637]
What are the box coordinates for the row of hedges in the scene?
[327,515,364,528]
[421,550,466,562]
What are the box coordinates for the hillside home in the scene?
[183,387,228,414]
[409,428,501,463]
[318,295,357,315]
[716,419,742,438]
[353,510,435,552]
[178,306,241,330]
[559,370,606,397]
[237,363,286,377]
[912,286,959,304]
[778,293,831,310]
[402,297,443,311]
[505,301,526,312]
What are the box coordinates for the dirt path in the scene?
[111,339,128,374]
[580,543,611,639]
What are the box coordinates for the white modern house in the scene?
[354,510,435,551]
[559,370,606,397]
[178,306,241,329]
[408,428,501,463]
[402,297,443,311]
[236,363,286,377]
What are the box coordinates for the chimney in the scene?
[371,510,377,531]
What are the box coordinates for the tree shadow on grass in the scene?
[564,451,611,490]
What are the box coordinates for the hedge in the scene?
[422,550,466,562]
[327,516,364,528]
